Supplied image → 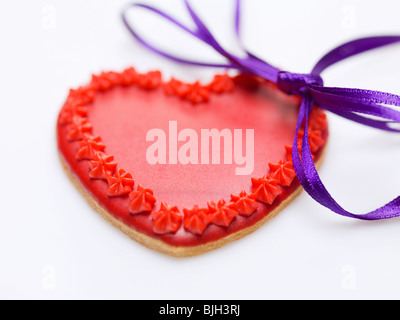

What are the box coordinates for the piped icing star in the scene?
[208,74,235,94]
[88,152,117,180]
[229,191,259,217]
[76,135,106,160]
[59,102,88,125]
[107,168,135,197]
[67,85,96,105]
[128,185,156,215]
[91,74,112,92]
[183,205,212,235]
[309,107,328,131]
[121,67,140,86]
[307,130,324,153]
[268,160,296,187]
[151,203,183,235]
[185,81,210,104]
[164,78,210,104]
[164,78,192,97]
[103,71,123,87]
[164,74,234,104]
[67,116,93,141]
[91,72,122,92]
[137,70,162,90]
[251,177,282,205]
[207,199,238,227]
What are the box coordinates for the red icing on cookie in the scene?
[66,86,96,106]
[251,177,282,205]
[164,78,210,104]
[164,78,191,97]
[268,160,296,187]
[229,191,259,217]
[285,145,293,161]
[137,70,162,90]
[107,168,135,197]
[207,200,239,227]
[88,152,117,180]
[308,130,325,153]
[128,185,156,215]
[208,74,235,94]
[309,107,328,131]
[183,81,210,104]
[151,203,183,234]
[92,73,115,92]
[76,135,106,160]
[67,116,93,141]
[183,206,212,235]
[59,103,88,125]
[121,67,140,86]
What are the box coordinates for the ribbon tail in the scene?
[293,96,400,220]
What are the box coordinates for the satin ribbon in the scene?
[121,0,400,220]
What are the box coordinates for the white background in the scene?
[1,0,400,300]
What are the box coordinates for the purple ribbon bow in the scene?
[122,0,400,220]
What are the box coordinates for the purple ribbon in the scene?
[121,0,400,220]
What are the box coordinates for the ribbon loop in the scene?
[121,2,237,69]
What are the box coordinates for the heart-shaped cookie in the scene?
[57,68,328,256]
